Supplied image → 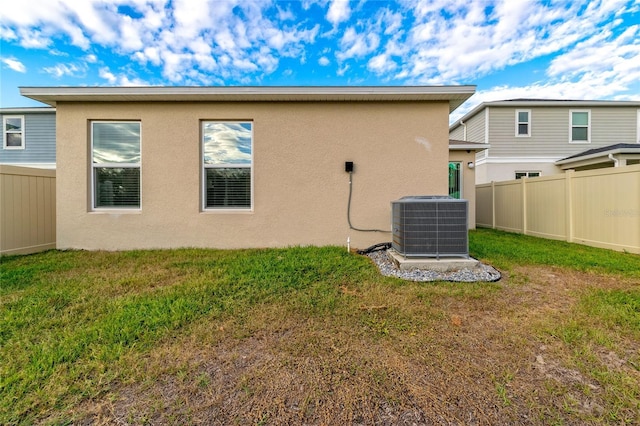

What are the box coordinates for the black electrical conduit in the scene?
[356,242,392,255]
[347,171,392,255]
[347,171,390,233]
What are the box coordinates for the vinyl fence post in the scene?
[491,180,496,229]
[565,170,574,243]
[522,177,527,235]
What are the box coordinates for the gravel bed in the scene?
[365,250,502,282]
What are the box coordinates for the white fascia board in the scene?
[448,143,491,150]
[482,157,561,164]
[0,107,56,113]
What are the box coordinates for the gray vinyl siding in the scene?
[450,110,485,142]
[465,110,486,143]
[487,106,639,158]
[0,112,56,164]
[591,107,637,143]
[449,125,464,140]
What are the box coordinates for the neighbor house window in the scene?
[3,116,24,149]
[91,121,141,209]
[515,110,531,137]
[515,171,541,179]
[448,162,462,199]
[202,121,252,210]
[570,110,590,143]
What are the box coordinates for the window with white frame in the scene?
[91,121,141,209]
[202,121,252,210]
[3,115,24,149]
[570,110,590,143]
[515,171,541,179]
[448,162,462,199]
[515,109,531,137]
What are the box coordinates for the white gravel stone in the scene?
[365,249,501,282]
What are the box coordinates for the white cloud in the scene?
[337,27,380,61]
[99,67,117,84]
[99,66,148,86]
[368,53,397,74]
[43,63,86,78]
[2,57,26,73]
[318,56,330,66]
[327,0,351,26]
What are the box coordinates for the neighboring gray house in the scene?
[449,99,640,183]
[1,107,56,169]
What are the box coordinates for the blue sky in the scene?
[1,0,639,121]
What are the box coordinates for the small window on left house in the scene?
[3,116,24,149]
[91,121,141,209]
[515,110,531,137]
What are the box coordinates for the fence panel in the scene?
[476,165,640,254]
[475,183,493,228]
[0,165,56,255]
[494,180,523,233]
[570,166,640,252]
[525,176,566,240]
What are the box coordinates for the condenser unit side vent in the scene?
[391,196,468,258]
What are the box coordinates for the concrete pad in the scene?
[388,250,479,272]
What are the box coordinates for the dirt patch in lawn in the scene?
[71,265,639,425]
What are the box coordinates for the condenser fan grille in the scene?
[392,196,468,258]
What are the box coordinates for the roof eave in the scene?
[556,147,640,166]
[20,86,476,111]
[448,143,491,151]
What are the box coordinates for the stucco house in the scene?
[449,99,640,184]
[20,85,477,251]
[1,107,56,169]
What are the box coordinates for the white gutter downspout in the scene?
[608,153,619,167]
[460,120,467,141]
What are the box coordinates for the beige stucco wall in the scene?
[447,150,477,228]
[56,101,451,251]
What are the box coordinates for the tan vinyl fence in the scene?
[1,165,56,256]
[476,164,640,254]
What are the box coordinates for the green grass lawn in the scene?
[1,229,639,424]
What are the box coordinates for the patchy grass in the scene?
[1,230,639,425]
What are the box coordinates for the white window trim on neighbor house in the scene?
[3,115,25,149]
[515,109,531,137]
[90,121,142,211]
[569,109,591,143]
[515,171,541,179]
[201,121,254,212]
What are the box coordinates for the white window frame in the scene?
[3,115,25,149]
[515,171,541,179]
[515,109,531,137]
[201,121,253,212]
[569,110,591,143]
[90,121,142,211]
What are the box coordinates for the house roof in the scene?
[448,139,490,151]
[556,143,640,166]
[450,98,640,132]
[20,85,476,112]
